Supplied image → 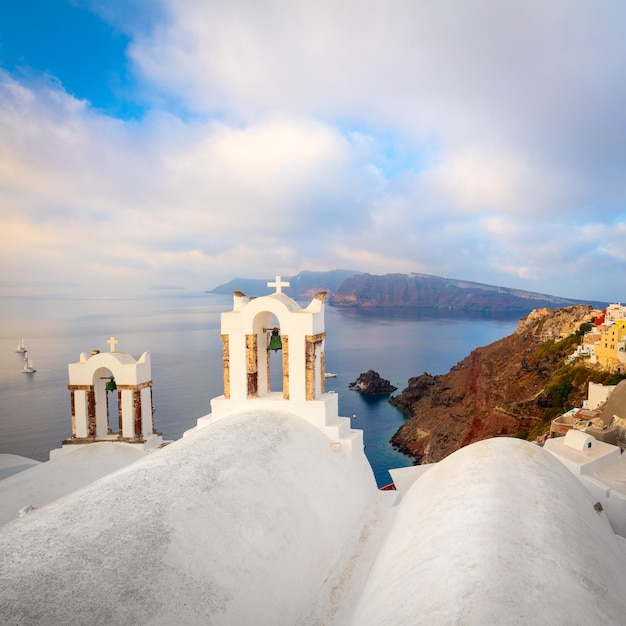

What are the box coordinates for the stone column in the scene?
[246,334,258,398]
[106,392,113,434]
[136,381,153,438]
[305,338,316,401]
[221,334,230,399]
[266,337,272,393]
[69,389,76,437]
[118,388,130,438]
[133,389,142,439]
[117,391,123,434]
[87,388,96,437]
[149,385,157,434]
[282,335,289,399]
[305,333,325,401]
[66,384,91,440]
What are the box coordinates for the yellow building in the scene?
[593,320,626,372]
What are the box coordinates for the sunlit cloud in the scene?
[1,1,626,300]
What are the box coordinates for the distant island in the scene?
[209,270,607,313]
[209,269,360,300]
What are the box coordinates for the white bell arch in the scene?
[192,277,365,461]
[221,285,327,403]
[64,339,163,451]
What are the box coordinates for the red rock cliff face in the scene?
[390,305,597,463]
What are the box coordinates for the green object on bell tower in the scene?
[267,328,282,351]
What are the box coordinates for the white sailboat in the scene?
[15,337,27,353]
[22,352,36,374]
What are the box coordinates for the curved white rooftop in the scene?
[0,443,147,525]
[0,409,377,626]
[0,453,41,480]
[351,437,626,625]
[2,419,626,625]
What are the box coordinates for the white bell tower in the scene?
[57,338,164,454]
[222,276,327,402]
[191,276,363,459]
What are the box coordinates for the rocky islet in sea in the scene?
[349,370,397,394]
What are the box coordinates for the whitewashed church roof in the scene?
[0,443,147,526]
[2,416,626,625]
[0,409,377,625]
[352,437,626,624]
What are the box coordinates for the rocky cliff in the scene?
[389,305,619,464]
[330,273,606,312]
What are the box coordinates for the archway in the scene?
[218,283,328,404]
[248,310,287,398]
[265,314,284,394]
[93,367,120,438]
[104,369,121,435]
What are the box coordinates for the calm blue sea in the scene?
[0,293,520,486]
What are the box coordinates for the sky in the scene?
[0,0,625,300]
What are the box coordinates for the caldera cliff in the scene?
[390,305,622,464]
[330,273,606,312]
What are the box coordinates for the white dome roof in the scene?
[351,437,626,625]
[3,422,626,625]
[0,409,377,625]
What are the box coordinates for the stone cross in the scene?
[268,275,290,294]
[107,336,119,352]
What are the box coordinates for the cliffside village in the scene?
[547,302,626,446]
[567,302,626,371]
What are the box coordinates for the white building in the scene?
[2,278,626,625]
[584,380,617,410]
[605,302,626,322]
[565,341,596,363]
[545,429,626,537]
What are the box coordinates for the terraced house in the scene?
[592,318,626,372]
[566,304,626,372]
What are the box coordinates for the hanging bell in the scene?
[106,379,117,391]
[267,328,282,351]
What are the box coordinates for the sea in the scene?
[0,293,520,487]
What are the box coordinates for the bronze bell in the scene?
[106,379,117,391]
[267,328,282,351]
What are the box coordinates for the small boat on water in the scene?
[324,372,337,378]
[22,353,36,374]
[15,337,27,353]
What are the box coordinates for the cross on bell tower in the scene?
[268,275,290,294]
[107,336,118,352]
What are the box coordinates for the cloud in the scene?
[0,70,381,291]
[2,1,626,300]
[127,2,626,138]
